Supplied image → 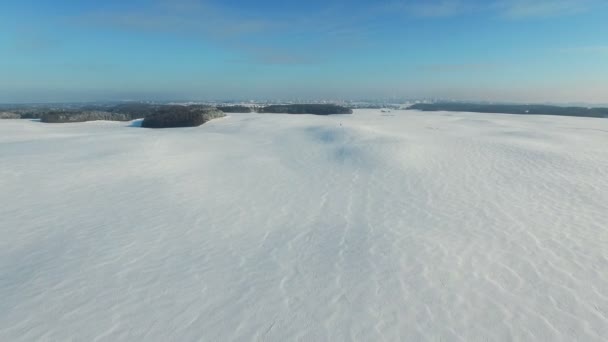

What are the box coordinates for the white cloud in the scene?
[417,63,502,72]
[495,0,599,18]
[405,0,471,17]
[560,45,608,54]
[69,0,387,66]
[384,0,602,18]
[382,0,474,17]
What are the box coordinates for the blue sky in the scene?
[1,0,607,103]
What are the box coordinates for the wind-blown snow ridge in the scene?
[1,110,607,341]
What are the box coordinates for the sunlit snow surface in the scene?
[1,110,607,341]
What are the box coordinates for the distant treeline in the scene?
[3,103,160,121]
[219,104,352,114]
[41,111,131,123]
[37,104,226,128]
[0,112,20,119]
[39,103,159,123]
[259,104,353,115]
[217,105,253,113]
[1,103,354,124]
[408,103,608,118]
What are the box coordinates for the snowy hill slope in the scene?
[1,110,607,341]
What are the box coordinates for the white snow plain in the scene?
[1,110,607,341]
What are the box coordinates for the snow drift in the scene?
[0,110,607,341]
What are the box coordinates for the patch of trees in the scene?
[41,111,131,123]
[36,104,225,126]
[19,112,41,119]
[217,105,253,113]
[8,109,50,119]
[408,103,608,118]
[259,104,353,115]
[106,103,162,119]
[0,112,20,119]
[141,106,225,128]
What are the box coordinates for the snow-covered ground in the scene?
[1,110,607,341]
